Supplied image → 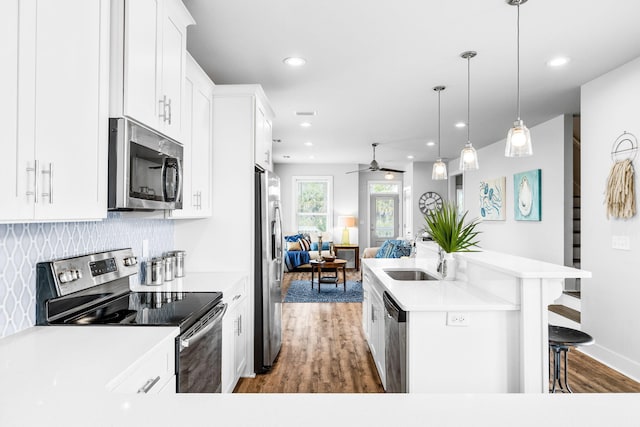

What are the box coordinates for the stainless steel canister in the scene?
[151,257,163,285]
[167,250,186,278]
[141,260,151,285]
[163,256,175,282]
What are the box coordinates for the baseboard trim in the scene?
[579,343,640,383]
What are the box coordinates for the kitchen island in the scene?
[362,249,591,394]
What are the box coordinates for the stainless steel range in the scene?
[35,248,225,393]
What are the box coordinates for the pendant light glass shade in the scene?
[505,119,532,156]
[432,159,447,180]
[432,85,448,180]
[460,142,479,170]
[505,0,533,157]
[459,51,479,171]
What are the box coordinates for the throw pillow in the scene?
[375,240,395,258]
[310,242,331,251]
[298,238,311,251]
[287,241,302,251]
[285,233,304,243]
[390,240,412,258]
[375,239,411,258]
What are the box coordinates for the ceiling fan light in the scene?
[384,171,394,180]
[505,119,532,157]
[459,142,479,171]
[432,159,448,180]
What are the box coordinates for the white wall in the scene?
[581,56,640,380]
[274,163,359,244]
[449,115,571,265]
[411,161,449,238]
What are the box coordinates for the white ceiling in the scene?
[184,0,640,168]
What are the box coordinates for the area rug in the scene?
[284,280,363,303]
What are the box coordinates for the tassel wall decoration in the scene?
[605,159,636,219]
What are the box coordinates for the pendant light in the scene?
[459,51,479,171]
[432,86,448,180]
[505,0,533,157]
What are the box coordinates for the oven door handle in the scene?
[179,303,227,351]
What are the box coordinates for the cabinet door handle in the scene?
[166,98,172,125]
[159,95,168,122]
[41,162,53,204]
[233,294,241,301]
[137,376,161,394]
[238,314,242,336]
[26,160,38,203]
[265,151,270,165]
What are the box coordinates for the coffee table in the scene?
[309,259,347,293]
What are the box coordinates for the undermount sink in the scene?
[383,269,439,281]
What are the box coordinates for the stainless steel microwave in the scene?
[108,118,183,210]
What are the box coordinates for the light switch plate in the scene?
[612,235,631,250]
[447,312,470,326]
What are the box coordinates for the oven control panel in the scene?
[89,258,118,277]
[49,248,139,296]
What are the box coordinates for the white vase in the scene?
[437,251,457,281]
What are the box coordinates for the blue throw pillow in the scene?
[390,240,412,258]
[310,242,331,251]
[375,240,395,258]
[375,239,410,258]
[285,233,304,243]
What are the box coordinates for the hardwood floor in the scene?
[235,270,640,394]
[235,270,383,393]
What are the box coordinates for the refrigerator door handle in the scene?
[273,205,283,281]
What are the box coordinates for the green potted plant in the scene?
[423,201,481,280]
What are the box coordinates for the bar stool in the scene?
[548,324,594,393]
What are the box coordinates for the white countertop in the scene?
[129,271,247,294]
[362,258,518,312]
[457,250,592,279]
[0,326,178,395]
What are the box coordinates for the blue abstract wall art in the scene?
[479,176,506,221]
[514,169,542,221]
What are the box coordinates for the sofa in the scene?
[283,231,335,272]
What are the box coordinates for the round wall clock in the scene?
[419,191,443,214]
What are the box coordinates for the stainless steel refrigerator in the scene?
[254,168,283,372]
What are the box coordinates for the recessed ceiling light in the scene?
[426,141,436,147]
[300,122,311,128]
[309,155,315,159]
[283,155,290,159]
[455,122,466,128]
[546,56,570,68]
[407,155,414,159]
[304,141,313,146]
[295,111,317,116]
[283,57,306,67]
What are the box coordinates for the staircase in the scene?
[548,192,582,328]
[549,291,581,330]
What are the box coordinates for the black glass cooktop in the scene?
[58,291,222,332]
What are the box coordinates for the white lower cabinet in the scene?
[222,278,249,393]
[107,332,176,394]
[362,266,385,389]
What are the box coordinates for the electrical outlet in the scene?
[612,235,631,250]
[447,312,470,326]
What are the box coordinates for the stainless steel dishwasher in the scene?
[383,291,407,393]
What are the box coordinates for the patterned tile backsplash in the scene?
[0,212,174,338]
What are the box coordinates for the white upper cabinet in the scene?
[255,99,274,172]
[111,0,194,142]
[0,0,109,222]
[171,54,213,218]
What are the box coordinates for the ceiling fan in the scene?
[346,143,405,174]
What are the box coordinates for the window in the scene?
[293,176,333,233]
